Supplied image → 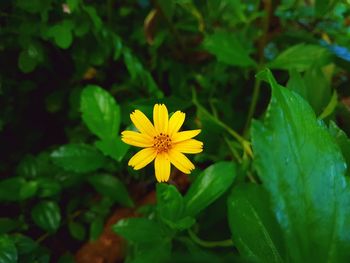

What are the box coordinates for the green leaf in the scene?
[303,65,331,114]
[81,85,121,140]
[88,174,133,207]
[184,162,237,217]
[19,181,38,200]
[83,6,103,30]
[18,41,44,73]
[37,178,62,197]
[95,136,129,162]
[67,0,79,12]
[202,31,256,67]
[318,91,338,119]
[47,23,73,49]
[0,218,21,234]
[329,122,350,177]
[158,0,175,20]
[18,50,37,73]
[89,217,103,241]
[128,241,171,263]
[227,184,285,263]
[51,144,105,173]
[31,201,61,233]
[12,234,38,255]
[287,69,308,99]
[315,0,338,16]
[0,235,17,263]
[269,44,330,71]
[252,68,350,263]
[0,177,26,201]
[113,218,165,243]
[157,183,184,222]
[156,184,194,230]
[68,221,86,241]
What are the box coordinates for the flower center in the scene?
[153,133,172,153]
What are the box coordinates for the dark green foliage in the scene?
[1,0,350,261]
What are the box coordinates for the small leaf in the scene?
[113,218,164,243]
[89,217,103,241]
[329,122,350,177]
[47,23,73,49]
[202,31,256,67]
[0,218,20,235]
[0,235,17,263]
[0,177,26,201]
[19,181,38,200]
[31,201,61,233]
[95,136,129,162]
[67,0,79,12]
[51,144,105,173]
[88,174,133,207]
[68,221,86,241]
[228,184,285,263]
[12,234,37,255]
[269,44,330,71]
[156,184,194,230]
[18,50,37,73]
[184,162,237,217]
[37,178,62,197]
[80,85,121,140]
[157,0,175,20]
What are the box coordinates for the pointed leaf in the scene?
[184,162,236,217]
[203,31,256,67]
[51,144,105,173]
[81,85,121,140]
[228,184,284,263]
[252,69,350,263]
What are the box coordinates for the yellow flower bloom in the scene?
[121,104,203,182]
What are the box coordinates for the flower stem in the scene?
[188,229,233,248]
[243,0,272,137]
[192,88,245,144]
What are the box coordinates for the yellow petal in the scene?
[121,131,153,147]
[130,110,157,137]
[168,149,195,174]
[172,139,203,154]
[153,104,168,134]
[168,111,185,136]
[128,148,157,170]
[154,153,171,182]
[172,129,201,143]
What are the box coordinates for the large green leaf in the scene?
[88,174,133,207]
[184,162,236,217]
[202,31,256,67]
[227,184,285,263]
[0,235,17,263]
[269,44,330,71]
[252,69,350,263]
[51,144,105,173]
[31,201,61,233]
[81,85,121,140]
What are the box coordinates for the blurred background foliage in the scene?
[1,0,350,262]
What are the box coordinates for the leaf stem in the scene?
[243,0,272,137]
[188,229,233,248]
[192,88,245,144]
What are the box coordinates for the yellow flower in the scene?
[121,104,203,182]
